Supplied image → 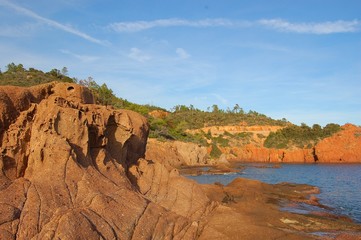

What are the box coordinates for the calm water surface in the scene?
[186,163,361,223]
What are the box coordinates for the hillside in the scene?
[0,63,74,86]
[0,64,345,155]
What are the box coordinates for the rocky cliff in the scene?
[227,124,361,163]
[0,83,213,239]
[147,124,361,164]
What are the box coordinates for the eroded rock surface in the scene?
[146,139,210,168]
[129,158,218,220]
[0,83,205,239]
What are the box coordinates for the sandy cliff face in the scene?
[0,83,210,239]
[187,125,283,137]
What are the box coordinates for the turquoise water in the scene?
[186,163,361,223]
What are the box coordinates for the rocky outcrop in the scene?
[146,138,210,168]
[0,83,207,239]
[315,124,361,163]
[198,178,361,239]
[148,110,169,119]
[129,158,218,220]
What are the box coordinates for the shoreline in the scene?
[179,161,361,175]
[196,176,361,239]
[181,163,361,227]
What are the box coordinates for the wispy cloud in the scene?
[0,22,40,37]
[108,18,234,32]
[60,49,99,62]
[0,0,106,45]
[108,17,360,35]
[176,48,190,59]
[258,19,361,34]
[128,48,151,62]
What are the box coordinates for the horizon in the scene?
[0,0,360,126]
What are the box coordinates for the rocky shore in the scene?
[1,83,360,239]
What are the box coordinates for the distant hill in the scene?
[0,63,341,150]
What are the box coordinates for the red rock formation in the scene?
[315,124,361,163]
[227,124,361,163]
[129,158,218,220]
[0,83,206,239]
[148,123,361,164]
[146,138,210,168]
[225,145,315,163]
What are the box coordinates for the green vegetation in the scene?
[0,63,74,86]
[166,104,288,129]
[210,144,222,159]
[1,63,344,151]
[76,77,162,115]
[146,104,289,145]
[0,63,163,115]
[264,123,342,149]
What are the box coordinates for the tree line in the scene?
[0,63,342,150]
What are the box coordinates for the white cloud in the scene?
[128,48,151,62]
[60,49,99,62]
[0,0,107,45]
[108,17,360,35]
[176,48,190,59]
[108,18,233,32]
[258,19,361,34]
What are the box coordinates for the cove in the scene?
[186,163,361,223]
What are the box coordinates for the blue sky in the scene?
[0,0,360,126]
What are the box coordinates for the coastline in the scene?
[182,163,361,226]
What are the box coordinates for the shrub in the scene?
[210,144,222,159]
[264,123,341,149]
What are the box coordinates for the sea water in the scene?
[186,163,361,223]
